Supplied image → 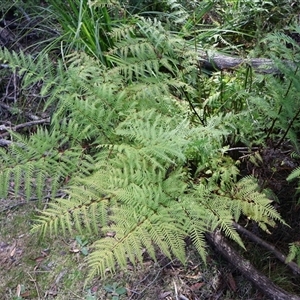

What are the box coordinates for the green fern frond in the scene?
[108,17,197,84]
[88,0,120,8]
[0,126,94,200]
[113,109,188,164]
[32,193,109,237]
[0,48,59,91]
[286,242,300,266]
[165,0,189,24]
[218,214,245,248]
[187,222,207,262]
[287,167,300,181]
[87,202,187,281]
[110,23,137,42]
[234,176,285,226]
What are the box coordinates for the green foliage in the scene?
[47,0,122,64]
[249,30,300,149]
[104,282,126,300]
[287,167,300,182]
[196,27,300,149]
[31,105,284,280]
[25,32,284,277]
[0,48,59,92]
[211,0,299,45]
[0,0,41,13]
[0,0,15,13]
[0,127,94,200]
[286,242,300,266]
[1,0,294,284]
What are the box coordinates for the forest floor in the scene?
[0,199,267,300]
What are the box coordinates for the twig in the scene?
[233,222,300,275]
[225,147,259,152]
[0,117,50,138]
[0,191,67,213]
[0,102,45,121]
[27,272,41,300]
[13,71,18,103]
[206,230,300,300]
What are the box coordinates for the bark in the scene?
[199,51,294,74]
[233,222,300,275]
[206,230,300,300]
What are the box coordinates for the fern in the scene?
[0,48,60,93]
[0,127,94,200]
[287,167,300,182]
[286,242,300,266]
[31,106,285,280]
[0,2,288,283]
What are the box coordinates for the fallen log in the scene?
[233,222,300,276]
[206,230,300,300]
[199,51,294,74]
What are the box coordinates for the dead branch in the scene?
[0,118,50,139]
[199,51,295,74]
[0,102,47,121]
[0,139,12,146]
[206,230,300,300]
[233,222,300,275]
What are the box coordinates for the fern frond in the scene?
[234,176,285,227]
[88,0,119,7]
[165,0,189,24]
[113,109,188,165]
[108,17,197,85]
[87,202,187,281]
[286,242,300,266]
[0,126,94,200]
[287,167,300,181]
[187,222,207,262]
[0,48,60,93]
[32,192,109,237]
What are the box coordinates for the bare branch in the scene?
[206,230,300,300]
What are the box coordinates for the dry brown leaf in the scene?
[126,283,132,297]
[227,272,237,292]
[69,248,80,253]
[106,231,116,237]
[20,291,31,298]
[34,256,46,263]
[189,282,205,291]
[10,245,16,258]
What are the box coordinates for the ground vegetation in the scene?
[1,0,300,299]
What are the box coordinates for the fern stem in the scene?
[180,88,205,126]
[275,106,300,149]
[266,66,298,140]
